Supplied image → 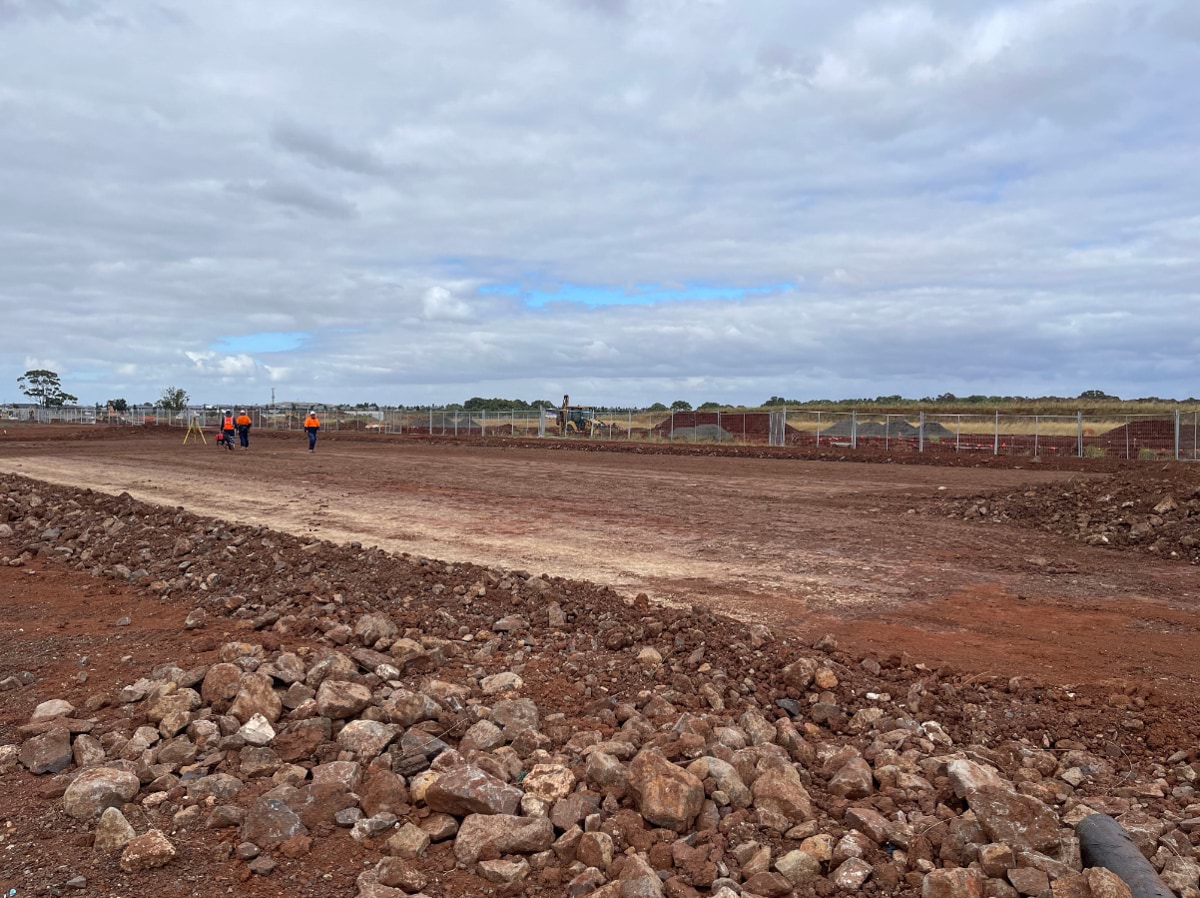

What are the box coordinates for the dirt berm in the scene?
[1,473,1198,898]
[939,467,1200,565]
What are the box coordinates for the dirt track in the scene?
[2,429,1198,696]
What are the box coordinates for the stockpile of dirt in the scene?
[651,413,792,444]
[939,469,1200,564]
[2,474,1199,897]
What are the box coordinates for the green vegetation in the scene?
[159,386,189,411]
[17,369,76,408]
[462,397,554,411]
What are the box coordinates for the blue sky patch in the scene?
[213,331,311,353]
[480,282,793,308]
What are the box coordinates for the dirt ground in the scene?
[1,428,1198,699]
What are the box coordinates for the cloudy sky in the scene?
[2,0,1198,406]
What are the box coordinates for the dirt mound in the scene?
[1,473,1197,897]
[938,467,1200,563]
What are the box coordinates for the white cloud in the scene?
[421,286,472,322]
[1,0,1197,404]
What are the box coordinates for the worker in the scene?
[235,409,252,449]
[303,409,320,453]
[221,410,235,452]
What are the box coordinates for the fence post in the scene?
[993,410,999,456]
[851,411,857,450]
[1034,416,1039,457]
[1077,411,1083,458]
[670,410,674,441]
[955,415,960,452]
[628,410,632,441]
[1175,409,1181,461]
[918,411,925,453]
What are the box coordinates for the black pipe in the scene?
[1076,813,1174,898]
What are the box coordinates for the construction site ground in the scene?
[1,427,1197,701]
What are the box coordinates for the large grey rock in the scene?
[776,849,822,885]
[229,672,282,724]
[383,689,440,727]
[480,672,522,694]
[751,764,815,822]
[20,727,72,775]
[336,720,398,758]
[316,679,372,719]
[629,750,704,833]
[238,714,276,746]
[241,798,307,848]
[522,764,576,803]
[355,613,398,646]
[119,829,176,871]
[386,822,430,858]
[63,767,141,819]
[94,807,136,853]
[30,699,74,722]
[453,813,554,864]
[200,663,242,711]
[491,698,539,733]
[425,766,522,816]
[828,757,874,799]
[946,760,1061,853]
[832,857,873,890]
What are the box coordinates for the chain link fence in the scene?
[3,403,1197,461]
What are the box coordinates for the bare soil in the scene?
[1,430,1198,700]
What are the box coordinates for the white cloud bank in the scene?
[1,0,1198,405]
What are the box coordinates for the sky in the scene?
[2,0,1198,407]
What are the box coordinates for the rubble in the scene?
[0,472,1197,897]
[939,469,1200,564]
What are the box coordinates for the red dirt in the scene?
[1,430,1198,704]
[0,559,378,897]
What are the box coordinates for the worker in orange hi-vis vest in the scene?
[303,410,320,453]
[235,410,252,449]
[220,410,235,452]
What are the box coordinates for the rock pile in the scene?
[2,474,1199,897]
[939,470,1200,564]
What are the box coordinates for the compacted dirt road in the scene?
[2,428,1198,695]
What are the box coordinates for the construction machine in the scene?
[556,395,618,436]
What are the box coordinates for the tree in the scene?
[670,400,692,411]
[159,386,189,411]
[107,398,128,412]
[697,401,722,410]
[17,369,77,408]
[647,402,668,412]
[1079,389,1118,400]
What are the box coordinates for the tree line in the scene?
[12,370,1198,413]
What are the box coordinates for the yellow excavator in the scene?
[556,395,616,436]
